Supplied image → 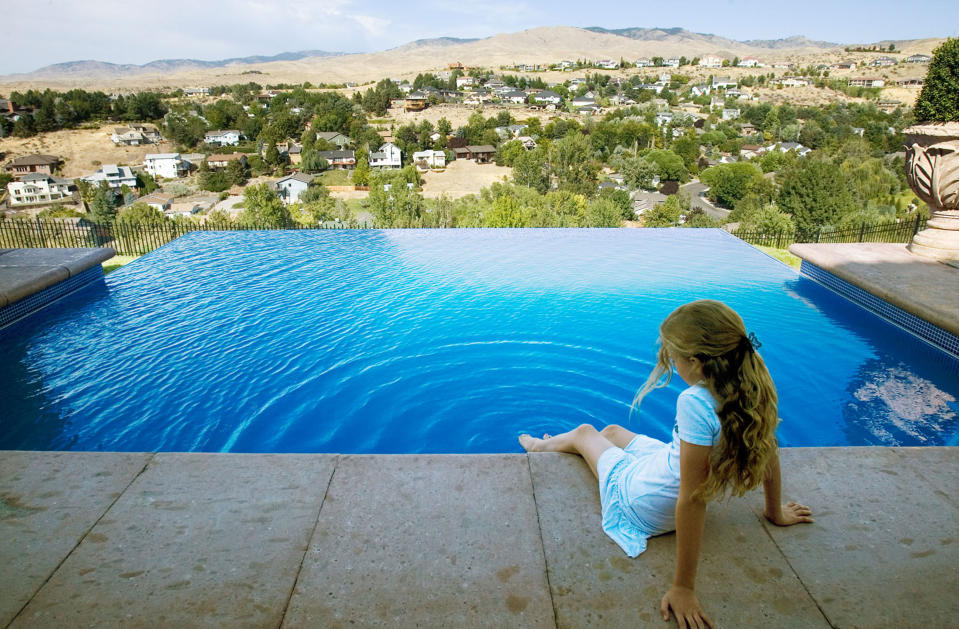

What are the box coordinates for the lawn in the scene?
[318,170,352,186]
[103,255,139,274]
[755,245,801,269]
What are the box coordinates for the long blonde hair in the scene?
[633,300,778,501]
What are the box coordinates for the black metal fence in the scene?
[732,215,927,248]
[0,215,929,257]
[0,218,370,255]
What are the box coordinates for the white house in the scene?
[456,76,475,89]
[663,58,681,67]
[412,150,446,169]
[6,173,74,206]
[712,76,737,89]
[596,59,619,69]
[635,58,653,67]
[81,164,138,190]
[274,173,314,205]
[111,124,160,146]
[655,112,674,127]
[737,57,763,68]
[699,55,724,68]
[369,143,402,169]
[144,153,188,179]
[500,90,528,104]
[722,108,741,121]
[571,97,596,108]
[778,77,810,88]
[905,54,931,64]
[204,130,242,146]
[531,90,562,105]
[137,192,174,212]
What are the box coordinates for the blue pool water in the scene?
[2,229,957,453]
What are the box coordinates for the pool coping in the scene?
[1,447,955,628]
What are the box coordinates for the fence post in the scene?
[35,217,45,246]
[913,215,921,236]
[858,224,866,243]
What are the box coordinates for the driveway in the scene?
[682,180,730,220]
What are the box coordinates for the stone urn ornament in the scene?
[904,38,959,267]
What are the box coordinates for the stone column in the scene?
[905,122,959,267]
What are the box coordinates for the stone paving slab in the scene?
[754,447,959,629]
[0,248,114,307]
[789,243,959,337]
[10,453,336,629]
[284,455,554,628]
[0,452,152,627]
[529,453,829,628]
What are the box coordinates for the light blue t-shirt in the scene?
[665,383,722,477]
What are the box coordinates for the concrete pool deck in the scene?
[1,448,956,628]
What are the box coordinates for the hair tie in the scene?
[744,332,761,353]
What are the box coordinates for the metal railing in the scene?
[0,218,371,256]
[0,215,928,257]
[732,216,926,248]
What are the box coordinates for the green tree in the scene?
[366,172,426,227]
[642,195,682,227]
[352,155,371,186]
[226,158,250,186]
[484,194,531,227]
[739,204,795,233]
[585,197,623,227]
[913,38,959,122]
[512,147,550,193]
[550,133,598,196]
[239,183,291,227]
[135,171,159,194]
[645,149,688,182]
[699,162,765,207]
[89,185,118,222]
[610,153,659,190]
[117,202,169,225]
[777,160,857,232]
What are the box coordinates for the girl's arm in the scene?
[763,448,815,526]
[660,440,715,629]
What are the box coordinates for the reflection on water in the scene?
[845,358,959,446]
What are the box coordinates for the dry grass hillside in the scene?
[0,126,176,176]
[0,27,946,93]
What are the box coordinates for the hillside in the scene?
[0,27,945,93]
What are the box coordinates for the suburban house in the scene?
[456,76,475,89]
[516,136,538,150]
[274,173,314,204]
[848,77,885,87]
[369,143,402,169]
[778,77,810,88]
[690,84,711,97]
[596,59,619,69]
[412,150,446,170]
[712,76,737,89]
[722,108,741,121]
[405,91,428,111]
[869,56,898,67]
[771,142,812,157]
[137,192,174,212]
[204,130,243,146]
[896,78,924,88]
[655,112,674,127]
[905,54,931,64]
[5,154,62,180]
[81,164,138,189]
[737,57,763,67]
[531,90,562,105]
[183,87,210,96]
[635,58,653,67]
[699,55,724,68]
[166,201,202,217]
[315,131,351,149]
[453,145,495,163]
[6,173,75,206]
[144,153,189,179]
[317,150,356,169]
[740,144,764,159]
[740,123,758,137]
[500,90,528,104]
[571,97,596,109]
[836,62,857,70]
[557,60,576,70]
[206,153,248,170]
[110,124,161,146]
[662,58,681,67]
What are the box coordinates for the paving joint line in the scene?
[277,454,340,628]
[755,509,836,629]
[525,454,560,629]
[5,452,156,629]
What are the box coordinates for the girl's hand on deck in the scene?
[764,501,814,526]
[660,585,715,629]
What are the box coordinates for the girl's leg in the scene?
[600,424,640,449]
[519,424,615,479]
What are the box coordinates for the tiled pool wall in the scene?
[0,264,105,330]
[800,260,959,359]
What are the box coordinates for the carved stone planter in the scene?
[904,122,959,267]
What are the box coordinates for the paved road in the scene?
[682,180,731,220]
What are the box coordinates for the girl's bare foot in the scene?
[519,434,544,452]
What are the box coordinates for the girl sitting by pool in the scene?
[519,299,813,628]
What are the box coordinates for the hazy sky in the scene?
[3,0,956,75]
